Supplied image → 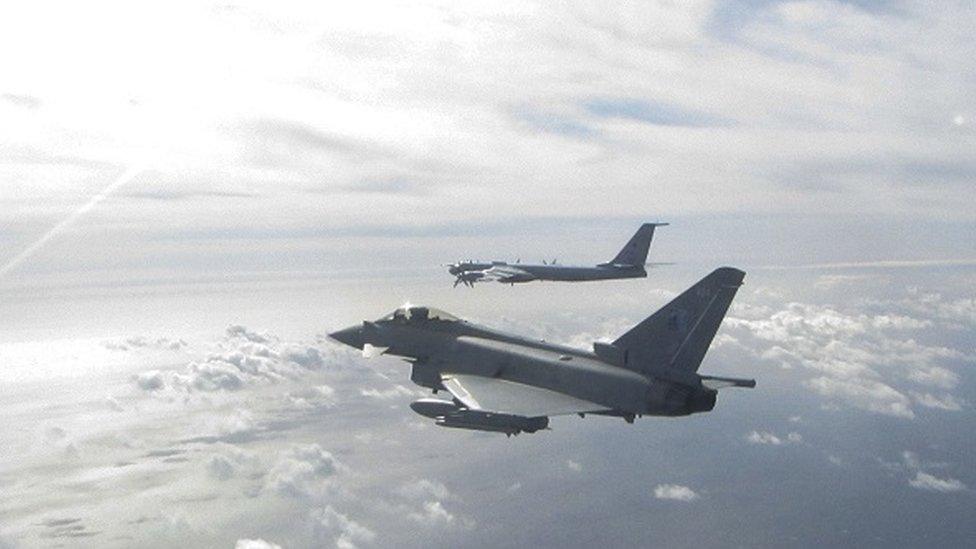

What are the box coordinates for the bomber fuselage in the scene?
[451,262,647,285]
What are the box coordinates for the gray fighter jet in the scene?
[330,267,754,435]
[447,223,668,287]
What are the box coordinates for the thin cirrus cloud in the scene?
[583,97,731,128]
[0,166,143,279]
[0,1,974,286]
[1,92,41,109]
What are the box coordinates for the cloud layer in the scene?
[1,0,974,287]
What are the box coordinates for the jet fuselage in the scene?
[331,307,716,419]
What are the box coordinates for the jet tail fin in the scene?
[607,223,667,267]
[610,267,744,375]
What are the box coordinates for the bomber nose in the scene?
[329,324,364,350]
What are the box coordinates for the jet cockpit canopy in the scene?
[379,306,459,323]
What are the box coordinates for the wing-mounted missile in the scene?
[436,412,549,436]
[409,398,549,436]
[410,398,460,418]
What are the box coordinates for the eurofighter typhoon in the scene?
[447,222,668,287]
[330,268,755,435]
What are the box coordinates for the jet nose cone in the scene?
[329,324,364,350]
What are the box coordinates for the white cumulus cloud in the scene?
[909,472,967,493]
[235,539,282,549]
[746,430,802,446]
[910,392,964,411]
[359,385,415,400]
[654,484,699,502]
[721,295,970,420]
[313,506,376,549]
[398,479,454,501]
[265,444,342,500]
[409,500,455,527]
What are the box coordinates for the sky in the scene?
[1,1,975,547]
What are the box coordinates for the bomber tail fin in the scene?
[608,267,744,375]
[607,223,667,267]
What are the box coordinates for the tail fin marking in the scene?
[611,267,744,375]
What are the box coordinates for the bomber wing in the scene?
[441,373,610,417]
[480,264,535,283]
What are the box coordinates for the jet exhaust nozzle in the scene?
[687,388,717,414]
[650,385,719,417]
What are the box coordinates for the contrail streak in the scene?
[0,166,142,278]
